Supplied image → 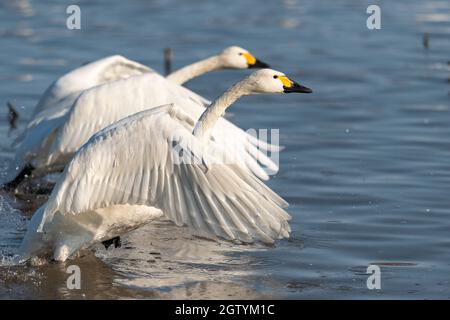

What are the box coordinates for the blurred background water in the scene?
[0,0,449,299]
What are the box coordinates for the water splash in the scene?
[0,194,27,266]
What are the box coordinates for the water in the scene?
[0,0,450,299]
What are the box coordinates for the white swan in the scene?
[5,47,272,188]
[31,46,268,117]
[17,69,312,262]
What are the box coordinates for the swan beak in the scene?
[283,81,313,94]
[278,75,312,93]
[248,59,270,69]
[243,52,270,68]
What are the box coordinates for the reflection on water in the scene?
[95,220,268,299]
[0,0,450,299]
[0,216,268,299]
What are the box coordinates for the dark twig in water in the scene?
[164,47,172,76]
[7,101,19,130]
[423,33,429,49]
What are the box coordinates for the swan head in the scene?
[193,69,312,139]
[218,46,270,69]
[243,69,313,94]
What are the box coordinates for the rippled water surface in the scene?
[0,0,450,299]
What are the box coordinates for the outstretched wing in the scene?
[31,55,154,117]
[40,105,290,244]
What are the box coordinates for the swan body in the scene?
[7,46,273,185]
[17,69,312,262]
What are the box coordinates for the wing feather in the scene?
[179,164,210,232]
[38,105,290,243]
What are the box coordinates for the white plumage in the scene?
[17,69,312,262]
[8,46,275,183]
[13,73,277,181]
[31,55,152,117]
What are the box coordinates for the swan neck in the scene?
[166,55,222,85]
[193,81,249,139]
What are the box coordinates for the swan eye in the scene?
[273,75,278,79]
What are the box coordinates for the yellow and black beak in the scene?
[249,59,270,69]
[284,81,312,93]
[243,52,270,69]
[278,75,312,94]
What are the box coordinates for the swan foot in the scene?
[1,163,35,191]
[102,236,121,250]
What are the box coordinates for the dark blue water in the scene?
[0,0,449,299]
